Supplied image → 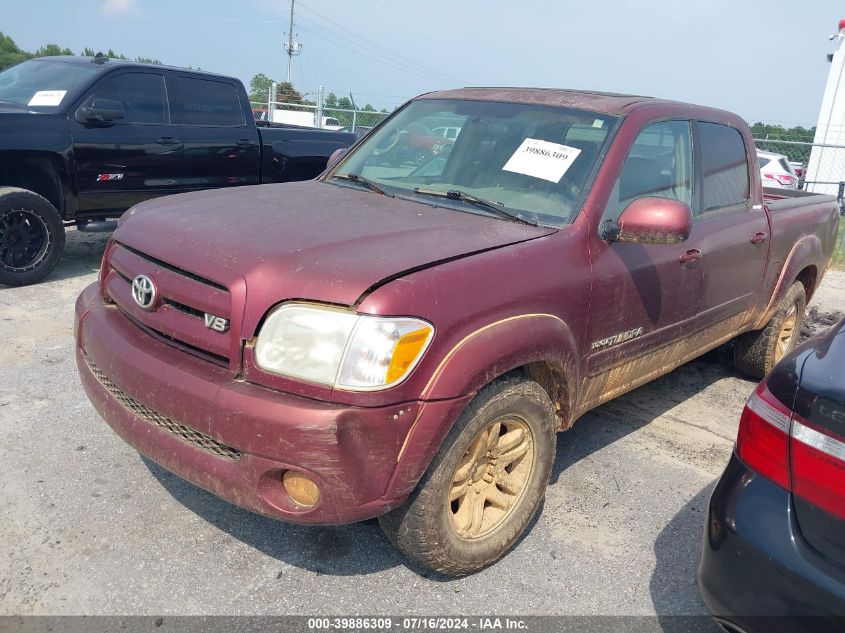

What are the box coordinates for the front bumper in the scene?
[699,453,845,633]
[75,283,470,525]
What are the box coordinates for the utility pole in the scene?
[284,0,302,85]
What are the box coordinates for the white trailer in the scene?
[807,19,845,194]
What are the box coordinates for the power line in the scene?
[294,4,465,85]
[292,19,457,86]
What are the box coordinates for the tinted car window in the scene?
[758,156,771,169]
[602,120,692,223]
[173,77,244,126]
[699,122,749,211]
[82,72,167,124]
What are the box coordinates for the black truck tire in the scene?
[0,187,65,287]
[379,374,557,576]
[733,281,806,379]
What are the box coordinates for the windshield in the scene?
[332,99,619,226]
[0,60,99,110]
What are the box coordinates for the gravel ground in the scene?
[1,228,843,617]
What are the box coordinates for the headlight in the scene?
[254,303,434,390]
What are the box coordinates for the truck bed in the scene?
[763,186,838,213]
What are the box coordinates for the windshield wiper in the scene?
[332,173,393,197]
[413,188,537,226]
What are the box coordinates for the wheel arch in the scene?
[0,152,68,217]
[753,234,823,330]
[384,314,579,501]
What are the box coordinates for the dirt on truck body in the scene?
[74,87,840,576]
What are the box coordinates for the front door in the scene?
[581,119,702,411]
[72,70,182,215]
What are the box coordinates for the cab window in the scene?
[697,121,750,214]
[80,72,168,125]
[603,120,693,222]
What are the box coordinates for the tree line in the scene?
[0,32,164,71]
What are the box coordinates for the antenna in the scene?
[284,0,302,84]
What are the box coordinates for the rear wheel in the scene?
[379,374,557,576]
[0,187,65,287]
[733,281,806,378]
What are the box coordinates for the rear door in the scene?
[688,121,769,330]
[170,75,260,191]
[72,70,182,214]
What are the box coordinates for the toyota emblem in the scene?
[131,274,156,310]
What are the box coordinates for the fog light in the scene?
[282,470,321,507]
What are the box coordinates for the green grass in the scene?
[835,220,845,271]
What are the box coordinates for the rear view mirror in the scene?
[76,98,125,125]
[602,197,692,245]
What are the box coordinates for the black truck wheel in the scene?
[0,187,65,287]
[733,281,806,379]
[379,374,557,576]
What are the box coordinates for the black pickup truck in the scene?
[0,55,356,286]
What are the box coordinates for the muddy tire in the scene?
[734,281,806,379]
[0,187,65,287]
[379,374,557,576]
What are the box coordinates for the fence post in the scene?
[316,85,324,129]
[352,111,357,132]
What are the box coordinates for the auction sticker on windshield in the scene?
[502,138,582,183]
[27,90,67,107]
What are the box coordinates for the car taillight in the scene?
[738,379,845,519]
[791,418,845,520]
[764,172,797,186]
[736,382,792,489]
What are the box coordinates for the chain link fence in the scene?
[754,138,845,200]
[250,99,389,135]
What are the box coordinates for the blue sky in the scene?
[5,0,843,125]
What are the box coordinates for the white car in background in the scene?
[757,149,799,189]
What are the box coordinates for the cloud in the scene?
[100,0,138,16]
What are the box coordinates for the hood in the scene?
[114,181,556,308]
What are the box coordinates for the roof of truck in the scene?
[419,87,679,115]
[31,55,239,82]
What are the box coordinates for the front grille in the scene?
[86,357,241,461]
[105,243,233,365]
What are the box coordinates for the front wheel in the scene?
[379,374,557,576]
[0,187,65,287]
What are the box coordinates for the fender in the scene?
[382,314,580,501]
[752,234,822,330]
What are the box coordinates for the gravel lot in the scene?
[1,228,843,618]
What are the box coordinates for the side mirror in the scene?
[326,147,347,170]
[602,197,692,245]
[76,98,125,124]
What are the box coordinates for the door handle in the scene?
[750,232,768,244]
[236,139,257,147]
[156,137,181,145]
[679,249,702,264]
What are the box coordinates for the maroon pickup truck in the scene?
[74,88,840,576]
